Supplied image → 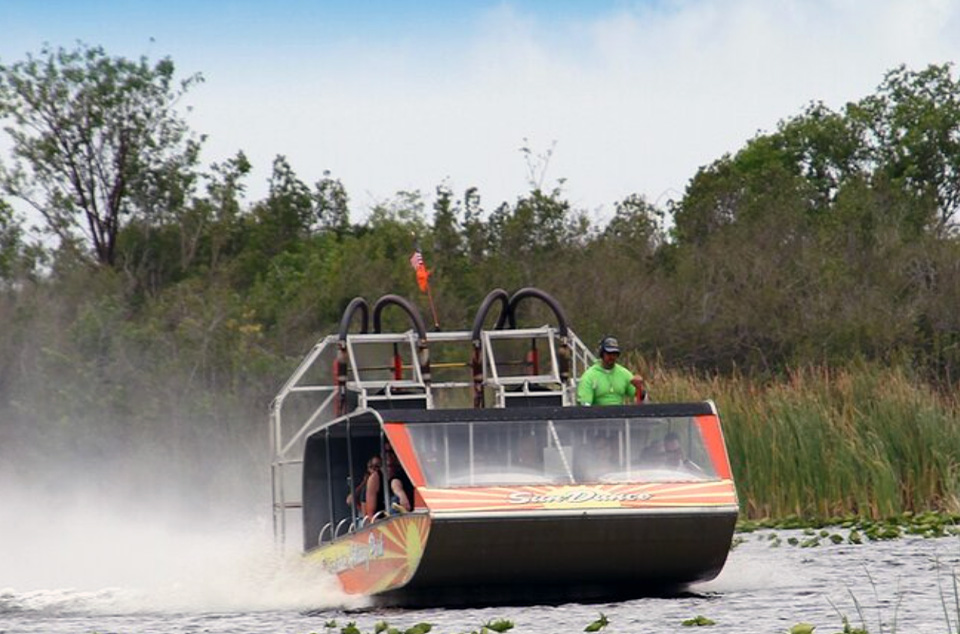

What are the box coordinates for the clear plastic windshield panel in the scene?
[406,416,718,488]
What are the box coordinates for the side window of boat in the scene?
[625,417,718,479]
[685,427,715,476]
[407,422,470,486]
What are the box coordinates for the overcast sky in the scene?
[2,0,960,223]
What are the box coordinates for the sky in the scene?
[2,0,960,223]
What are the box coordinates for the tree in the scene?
[0,42,203,266]
[258,155,315,244]
[671,143,814,247]
[198,151,252,269]
[314,170,350,236]
[460,186,488,264]
[227,156,314,287]
[674,64,960,245]
[114,150,251,295]
[431,184,463,268]
[0,199,38,281]
[776,101,867,209]
[849,63,960,236]
[602,194,664,259]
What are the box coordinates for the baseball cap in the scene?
[599,336,621,354]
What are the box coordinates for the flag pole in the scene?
[410,242,441,330]
[425,279,440,331]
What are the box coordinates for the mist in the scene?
[0,300,355,611]
[0,465,365,613]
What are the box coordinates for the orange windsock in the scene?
[409,248,429,293]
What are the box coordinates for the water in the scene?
[3,509,959,634]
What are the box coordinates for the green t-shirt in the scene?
[577,362,637,406]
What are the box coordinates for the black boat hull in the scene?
[377,507,738,606]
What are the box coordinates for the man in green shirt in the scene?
[577,336,647,406]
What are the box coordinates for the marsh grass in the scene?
[627,357,960,521]
[822,558,960,634]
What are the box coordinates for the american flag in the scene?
[409,249,424,270]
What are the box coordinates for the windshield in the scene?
[405,416,717,487]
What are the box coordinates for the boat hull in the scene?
[388,507,737,606]
[305,513,431,595]
[306,502,737,606]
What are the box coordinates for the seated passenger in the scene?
[363,441,413,519]
[662,432,704,475]
[346,455,383,516]
[579,434,620,481]
[640,439,665,465]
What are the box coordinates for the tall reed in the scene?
[630,357,960,520]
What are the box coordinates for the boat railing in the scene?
[271,296,597,549]
[482,327,577,407]
[334,517,353,539]
[318,522,333,545]
[320,510,392,545]
[271,324,592,451]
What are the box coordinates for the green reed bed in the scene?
[629,358,960,521]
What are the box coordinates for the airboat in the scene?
[270,288,739,606]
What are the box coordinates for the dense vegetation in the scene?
[649,360,960,519]
[1,43,959,520]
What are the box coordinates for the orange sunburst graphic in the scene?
[306,514,431,595]
[418,480,738,513]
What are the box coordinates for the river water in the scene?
[2,507,959,634]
